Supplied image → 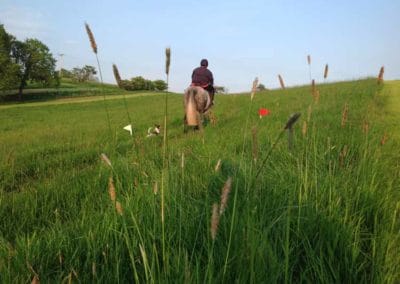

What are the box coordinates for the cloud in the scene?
[0,5,50,40]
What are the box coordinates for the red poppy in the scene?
[258,108,270,118]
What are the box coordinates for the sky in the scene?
[1,0,399,93]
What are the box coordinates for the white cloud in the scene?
[0,5,50,40]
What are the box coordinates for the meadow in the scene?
[0,79,399,283]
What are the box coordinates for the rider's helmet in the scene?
[200,59,208,67]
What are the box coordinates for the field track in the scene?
[0,92,164,109]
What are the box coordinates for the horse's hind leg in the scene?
[196,113,204,131]
[183,115,188,133]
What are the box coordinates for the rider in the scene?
[191,59,215,106]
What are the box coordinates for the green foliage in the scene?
[60,68,73,78]
[0,25,58,97]
[71,65,97,83]
[153,79,168,91]
[118,77,167,91]
[0,79,399,282]
[257,83,267,91]
[0,25,20,91]
[215,85,227,94]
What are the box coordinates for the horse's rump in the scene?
[184,86,211,126]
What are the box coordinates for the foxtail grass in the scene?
[161,46,171,271]
[302,121,307,136]
[210,203,220,241]
[278,74,285,89]
[381,132,389,145]
[378,66,384,84]
[112,63,132,135]
[253,113,301,182]
[250,77,258,101]
[112,64,122,88]
[108,176,116,202]
[100,153,112,168]
[214,159,222,172]
[84,22,111,134]
[219,177,232,215]
[324,64,329,79]
[307,54,312,81]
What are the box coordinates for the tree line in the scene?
[1,25,168,101]
[0,24,58,100]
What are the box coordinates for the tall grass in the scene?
[0,79,399,282]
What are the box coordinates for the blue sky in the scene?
[1,0,399,92]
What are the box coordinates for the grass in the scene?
[0,79,399,282]
[0,78,135,104]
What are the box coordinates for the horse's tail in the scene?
[185,87,198,126]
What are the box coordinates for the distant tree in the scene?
[0,25,21,91]
[257,83,267,91]
[117,77,167,91]
[60,68,73,78]
[214,86,227,94]
[71,65,97,83]
[120,80,134,90]
[145,79,155,91]
[11,38,58,100]
[153,79,168,91]
[130,76,147,90]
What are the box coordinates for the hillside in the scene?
[0,79,399,282]
[0,78,137,103]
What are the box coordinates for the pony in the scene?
[183,86,212,130]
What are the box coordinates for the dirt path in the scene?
[0,92,164,109]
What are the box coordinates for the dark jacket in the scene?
[191,66,214,88]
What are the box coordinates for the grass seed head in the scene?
[219,177,232,215]
[378,66,384,84]
[251,77,259,100]
[302,121,307,136]
[181,152,185,169]
[307,54,311,65]
[278,74,285,89]
[115,201,123,215]
[284,113,301,130]
[108,176,116,202]
[214,159,222,172]
[165,47,171,75]
[153,181,158,195]
[112,64,122,87]
[100,153,112,168]
[85,22,97,54]
[31,275,39,284]
[339,145,348,167]
[211,203,220,240]
[380,132,389,145]
[324,64,329,79]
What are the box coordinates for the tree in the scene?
[153,80,168,91]
[0,25,19,91]
[257,83,267,91]
[11,38,58,100]
[214,86,227,94]
[60,68,73,78]
[71,65,97,83]
[130,76,147,90]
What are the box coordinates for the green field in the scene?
[0,79,399,282]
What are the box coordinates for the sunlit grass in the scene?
[0,79,399,282]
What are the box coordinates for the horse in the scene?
[183,86,212,131]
